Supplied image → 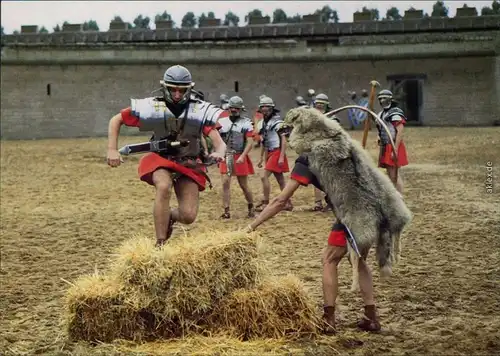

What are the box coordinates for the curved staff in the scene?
[325,105,398,164]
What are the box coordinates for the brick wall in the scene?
[0,56,497,140]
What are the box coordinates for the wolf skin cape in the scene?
[284,107,412,275]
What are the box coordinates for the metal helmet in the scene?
[161,65,193,105]
[295,96,306,106]
[350,91,357,100]
[220,94,229,103]
[228,95,244,109]
[314,93,329,105]
[377,89,393,109]
[307,88,316,97]
[361,89,368,97]
[220,94,229,109]
[259,96,275,107]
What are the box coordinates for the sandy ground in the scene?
[1,127,499,356]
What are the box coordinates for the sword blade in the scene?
[343,224,362,257]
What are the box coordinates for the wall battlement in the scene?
[2,15,499,46]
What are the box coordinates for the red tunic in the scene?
[120,107,222,191]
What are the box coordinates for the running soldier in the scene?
[377,89,409,194]
[247,154,381,334]
[106,65,226,246]
[217,96,256,219]
[255,96,293,212]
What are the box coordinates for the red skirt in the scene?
[379,141,409,168]
[138,153,207,191]
[219,153,255,176]
[265,149,289,173]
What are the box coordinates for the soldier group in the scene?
[106,64,409,335]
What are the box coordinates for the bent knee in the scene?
[178,209,197,224]
[153,177,173,198]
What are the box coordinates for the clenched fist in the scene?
[107,149,122,167]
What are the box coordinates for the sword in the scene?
[118,139,190,156]
[225,150,235,176]
[342,224,362,257]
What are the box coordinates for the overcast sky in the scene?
[1,1,492,33]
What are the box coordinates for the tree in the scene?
[111,15,133,29]
[385,7,402,20]
[287,14,302,23]
[245,9,263,23]
[481,0,500,15]
[272,8,288,23]
[53,24,61,32]
[13,30,19,35]
[223,11,240,26]
[431,1,449,17]
[83,20,99,31]
[314,5,339,23]
[360,6,380,20]
[181,12,197,28]
[1,26,4,35]
[39,26,49,33]
[133,15,150,29]
[155,11,175,27]
[198,12,214,26]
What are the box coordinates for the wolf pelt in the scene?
[284,107,412,284]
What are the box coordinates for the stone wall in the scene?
[1,56,497,140]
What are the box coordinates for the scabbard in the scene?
[226,152,235,176]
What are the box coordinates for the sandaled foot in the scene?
[357,305,381,332]
[247,204,255,218]
[255,201,269,212]
[220,207,231,219]
[322,306,337,335]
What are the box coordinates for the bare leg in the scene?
[151,169,174,245]
[220,174,231,218]
[256,170,272,211]
[170,176,200,225]
[322,245,347,334]
[386,167,403,194]
[313,187,324,210]
[237,175,255,217]
[274,172,293,210]
[357,249,381,332]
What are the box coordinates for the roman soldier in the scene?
[255,96,293,212]
[217,96,256,219]
[106,65,227,246]
[377,89,409,194]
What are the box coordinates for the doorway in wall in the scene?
[386,74,426,126]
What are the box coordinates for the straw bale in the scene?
[109,231,264,318]
[210,275,321,340]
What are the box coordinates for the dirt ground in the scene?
[1,127,499,356]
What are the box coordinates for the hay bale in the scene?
[109,231,263,317]
[64,231,266,342]
[64,274,173,342]
[211,275,321,340]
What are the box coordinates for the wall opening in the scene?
[234,81,239,93]
[387,74,426,126]
[46,84,51,96]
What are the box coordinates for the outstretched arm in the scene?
[247,179,301,231]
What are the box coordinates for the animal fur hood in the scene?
[284,106,412,273]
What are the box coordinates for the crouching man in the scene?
[246,154,381,335]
